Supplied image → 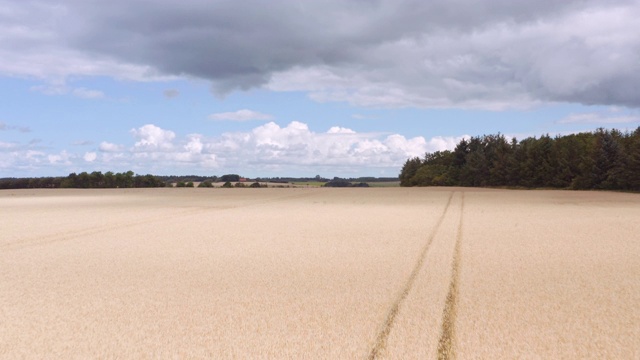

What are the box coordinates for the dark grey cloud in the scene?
[2,0,639,108]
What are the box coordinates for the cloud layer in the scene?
[2,0,639,109]
[0,121,466,176]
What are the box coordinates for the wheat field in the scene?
[1,188,638,358]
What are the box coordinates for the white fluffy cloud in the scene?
[0,121,467,176]
[47,151,72,165]
[0,149,46,172]
[99,141,125,152]
[83,152,97,162]
[327,126,356,134]
[130,124,176,151]
[120,121,464,174]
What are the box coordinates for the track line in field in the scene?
[367,191,455,360]
[2,191,318,252]
[437,192,464,360]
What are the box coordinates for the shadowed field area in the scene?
[1,188,638,358]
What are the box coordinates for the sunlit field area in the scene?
[1,188,638,358]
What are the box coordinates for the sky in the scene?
[1,0,639,178]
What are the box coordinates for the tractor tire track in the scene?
[368,191,455,360]
[437,192,465,360]
[2,190,318,252]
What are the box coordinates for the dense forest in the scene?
[0,171,165,189]
[400,127,640,191]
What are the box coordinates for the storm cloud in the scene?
[2,0,639,108]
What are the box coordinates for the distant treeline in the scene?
[156,175,218,183]
[156,174,240,183]
[400,127,640,191]
[345,177,398,183]
[256,176,398,183]
[0,171,165,189]
[323,178,370,187]
[1,171,399,190]
[256,176,328,183]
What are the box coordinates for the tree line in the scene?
[400,127,640,191]
[0,171,165,189]
[323,177,370,187]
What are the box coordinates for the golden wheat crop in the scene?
[0,188,637,358]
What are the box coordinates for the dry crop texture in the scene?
[1,188,638,358]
